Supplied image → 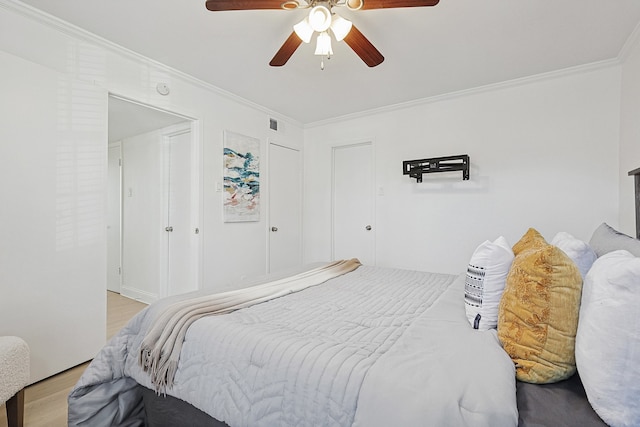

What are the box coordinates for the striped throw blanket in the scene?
[139,258,362,392]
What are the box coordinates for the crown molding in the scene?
[305,58,620,129]
[0,0,302,128]
[1,0,629,129]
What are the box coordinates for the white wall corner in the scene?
[618,19,640,63]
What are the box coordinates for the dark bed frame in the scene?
[629,167,640,239]
[139,372,607,426]
[136,286,616,427]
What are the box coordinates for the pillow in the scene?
[575,250,640,427]
[551,232,597,278]
[464,236,514,330]
[512,227,547,255]
[589,222,640,257]
[498,228,583,384]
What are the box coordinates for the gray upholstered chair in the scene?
[0,336,30,427]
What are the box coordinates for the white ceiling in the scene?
[108,96,189,142]
[18,0,640,124]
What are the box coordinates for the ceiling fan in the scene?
[205,0,439,68]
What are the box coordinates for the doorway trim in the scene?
[108,93,203,303]
[107,140,123,294]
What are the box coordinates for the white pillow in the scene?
[551,232,597,278]
[575,250,640,427]
[465,236,514,330]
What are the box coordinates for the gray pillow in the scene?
[589,223,640,257]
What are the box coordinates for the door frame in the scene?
[107,141,123,293]
[109,93,203,303]
[330,139,376,264]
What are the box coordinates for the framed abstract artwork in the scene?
[223,131,260,222]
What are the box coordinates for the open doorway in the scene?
[107,95,201,303]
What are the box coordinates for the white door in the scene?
[107,143,122,293]
[120,122,199,302]
[0,50,106,382]
[165,129,197,296]
[332,142,375,265]
[269,143,302,272]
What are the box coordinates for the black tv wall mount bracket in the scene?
[403,154,470,183]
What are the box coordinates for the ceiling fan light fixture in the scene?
[293,17,314,43]
[330,14,352,41]
[314,31,333,56]
[345,0,364,11]
[308,5,332,32]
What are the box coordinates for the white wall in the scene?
[0,2,304,291]
[303,66,622,274]
[0,1,303,380]
[619,33,640,236]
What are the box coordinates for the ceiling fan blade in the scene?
[205,0,285,11]
[270,32,303,66]
[343,25,384,67]
[360,0,438,10]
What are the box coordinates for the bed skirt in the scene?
[140,374,606,427]
[516,374,606,427]
[140,386,228,427]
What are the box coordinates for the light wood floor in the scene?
[0,292,147,427]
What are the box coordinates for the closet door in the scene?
[269,143,302,272]
[121,130,163,301]
[332,142,375,265]
[164,129,197,296]
[0,51,107,382]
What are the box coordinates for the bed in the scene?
[68,223,640,427]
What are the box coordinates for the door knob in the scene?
[365,225,372,231]
[271,226,278,232]
[165,226,174,232]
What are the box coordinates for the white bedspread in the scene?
[68,265,517,427]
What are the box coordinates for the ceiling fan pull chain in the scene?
[320,54,331,70]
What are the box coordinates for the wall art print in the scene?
[223,131,260,222]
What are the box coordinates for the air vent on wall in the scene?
[269,118,278,131]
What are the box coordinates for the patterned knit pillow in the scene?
[464,236,514,330]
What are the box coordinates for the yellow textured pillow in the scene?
[512,227,547,255]
[498,228,583,383]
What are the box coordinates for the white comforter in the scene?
[68,265,517,426]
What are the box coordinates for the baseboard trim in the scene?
[120,286,157,305]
